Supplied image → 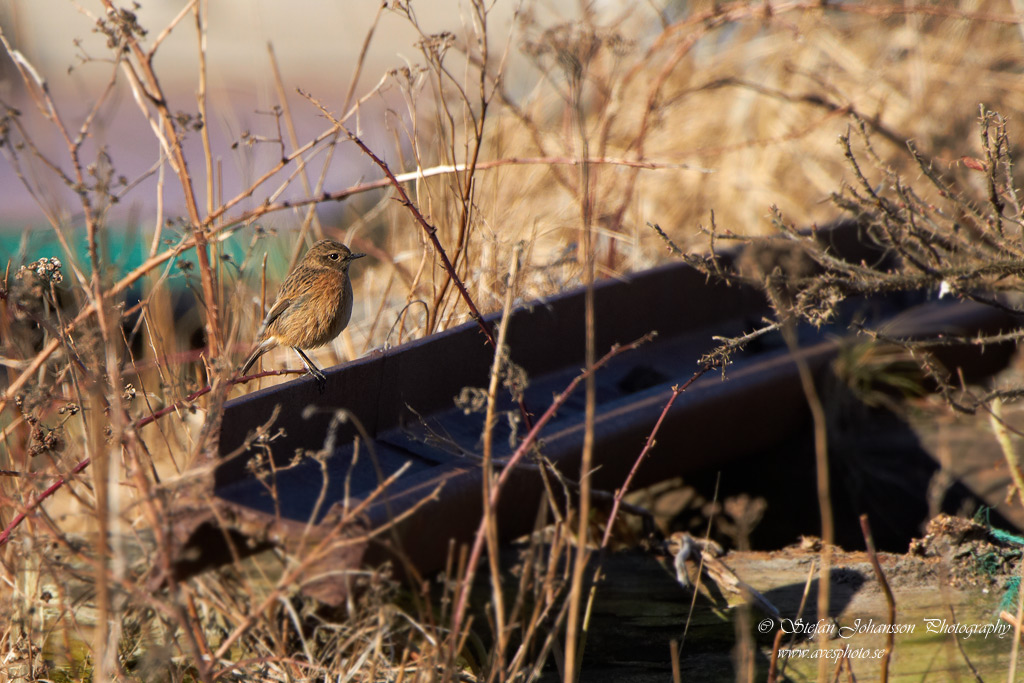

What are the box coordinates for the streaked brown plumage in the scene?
[239,239,365,391]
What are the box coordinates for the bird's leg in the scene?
[293,347,327,393]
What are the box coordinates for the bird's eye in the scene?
[329,253,340,260]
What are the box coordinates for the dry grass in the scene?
[3,0,1024,681]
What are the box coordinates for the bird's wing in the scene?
[259,295,294,334]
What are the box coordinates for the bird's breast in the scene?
[268,272,351,349]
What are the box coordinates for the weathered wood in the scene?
[543,543,1019,681]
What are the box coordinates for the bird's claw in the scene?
[311,368,327,394]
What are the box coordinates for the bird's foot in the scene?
[311,367,327,394]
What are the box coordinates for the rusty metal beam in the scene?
[170,222,1019,604]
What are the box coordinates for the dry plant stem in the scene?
[210,463,418,672]
[1,233,193,414]
[0,457,91,547]
[989,400,1024,504]
[859,515,894,683]
[343,2,385,114]
[670,638,682,683]
[651,0,1024,52]
[581,365,714,674]
[0,368,299,549]
[1010,558,1024,683]
[90,395,114,681]
[0,24,134,536]
[267,42,324,265]
[0,20,131,676]
[482,72,576,195]
[99,0,223,355]
[767,628,786,683]
[604,28,704,266]
[422,0,492,332]
[776,311,833,681]
[776,557,819,680]
[681,472,721,648]
[482,245,523,674]
[0,150,684,416]
[565,54,596,683]
[597,365,711,550]
[340,124,496,347]
[524,598,574,682]
[195,2,214,220]
[944,607,985,682]
[449,334,654,651]
[136,369,301,428]
[830,649,847,681]
[0,37,118,291]
[505,515,566,679]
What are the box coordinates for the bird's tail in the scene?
[239,338,275,377]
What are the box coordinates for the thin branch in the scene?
[338,122,496,346]
[449,333,654,649]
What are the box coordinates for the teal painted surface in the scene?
[0,228,279,287]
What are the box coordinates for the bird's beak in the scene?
[350,252,367,260]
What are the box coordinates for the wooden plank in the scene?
[541,543,1019,681]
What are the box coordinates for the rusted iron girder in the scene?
[170,222,1018,604]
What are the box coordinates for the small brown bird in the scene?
[240,239,365,391]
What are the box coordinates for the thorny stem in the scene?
[597,364,716,551]
[0,457,92,548]
[340,124,496,347]
[0,368,298,549]
[449,333,655,655]
[577,362,719,679]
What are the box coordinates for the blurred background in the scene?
[0,0,540,220]
[2,0,1023,370]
